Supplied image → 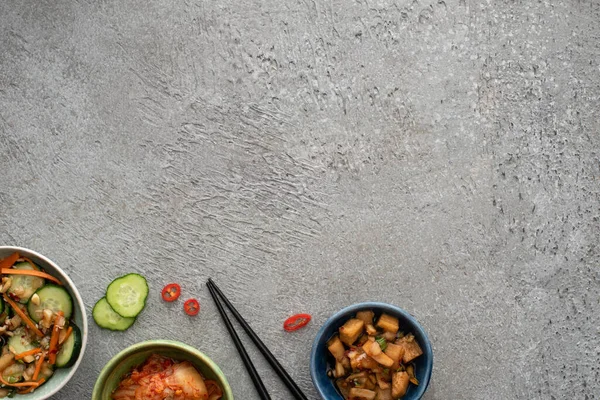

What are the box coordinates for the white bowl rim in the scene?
[0,246,88,400]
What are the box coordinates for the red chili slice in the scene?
[283,313,312,332]
[161,283,181,302]
[184,298,200,316]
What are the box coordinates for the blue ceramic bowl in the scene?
[310,302,433,400]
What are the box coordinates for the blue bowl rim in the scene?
[310,302,433,400]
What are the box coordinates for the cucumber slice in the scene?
[56,323,82,368]
[27,285,73,323]
[8,262,45,304]
[8,327,38,356]
[105,273,148,318]
[93,297,135,331]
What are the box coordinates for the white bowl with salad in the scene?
[0,247,87,399]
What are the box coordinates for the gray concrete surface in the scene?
[1,0,599,398]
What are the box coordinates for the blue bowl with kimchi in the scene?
[92,340,233,400]
[310,302,433,400]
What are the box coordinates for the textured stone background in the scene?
[1,0,599,399]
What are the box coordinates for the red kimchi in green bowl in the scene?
[111,354,223,400]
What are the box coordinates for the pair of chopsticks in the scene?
[206,278,308,400]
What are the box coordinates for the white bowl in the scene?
[0,246,88,399]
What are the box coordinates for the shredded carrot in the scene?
[0,253,20,269]
[32,352,46,382]
[14,347,42,361]
[0,375,41,387]
[2,295,44,337]
[48,311,64,365]
[18,378,45,395]
[59,326,73,345]
[1,268,62,285]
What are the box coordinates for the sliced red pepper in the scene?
[283,313,312,332]
[161,283,181,302]
[184,298,200,316]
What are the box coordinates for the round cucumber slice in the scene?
[105,273,148,318]
[92,297,135,331]
[27,285,73,323]
[56,323,82,368]
[8,327,37,356]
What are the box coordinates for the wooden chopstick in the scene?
[206,282,272,400]
[207,278,309,400]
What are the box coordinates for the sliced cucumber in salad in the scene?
[56,323,82,368]
[105,273,148,318]
[27,284,73,323]
[93,297,136,331]
[8,261,45,304]
[8,327,38,356]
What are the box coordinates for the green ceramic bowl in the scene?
[92,340,234,400]
[0,246,88,400]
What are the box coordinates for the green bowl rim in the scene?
[92,339,234,399]
[0,246,88,400]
